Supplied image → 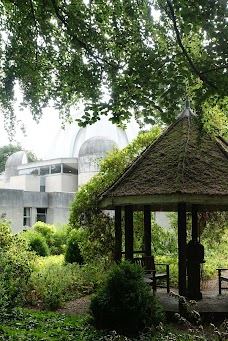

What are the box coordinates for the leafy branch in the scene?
[50,0,118,69]
[29,0,39,63]
[166,0,217,89]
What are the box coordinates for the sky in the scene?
[0,107,62,159]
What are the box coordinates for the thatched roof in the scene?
[99,113,228,212]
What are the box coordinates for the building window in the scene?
[23,207,31,226]
[51,164,61,174]
[19,168,39,175]
[36,208,47,223]
[40,176,45,192]
[63,164,78,175]
[40,166,49,175]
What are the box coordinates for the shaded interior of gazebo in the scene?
[99,103,228,300]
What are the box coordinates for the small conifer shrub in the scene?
[90,261,164,335]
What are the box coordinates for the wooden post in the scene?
[178,202,187,297]
[124,205,134,261]
[114,206,122,262]
[144,205,151,256]
[187,204,203,300]
[192,204,198,243]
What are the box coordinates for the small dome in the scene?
[78,137,117,174]
[5,151,27,180]
[79,137,117,157]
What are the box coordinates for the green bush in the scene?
[49,225,68,255]
[65,229,84,264]
[0,219,35,310]
[23,223,68,256]
[90,261,164,335]
[33,221,55,248]
[23,230,50,257]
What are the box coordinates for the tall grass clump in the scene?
[25,256,106,310]
[90,261,165,336]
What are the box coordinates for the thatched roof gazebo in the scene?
[99,102,228,300]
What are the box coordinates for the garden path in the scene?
[56,278,227,317]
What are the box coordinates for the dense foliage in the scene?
[26,255,106,310]
[24,230,50,256]
[21,222,68,256]
[0,219,35,310]
[0,308,105,341]
[64,229,84,264]
[69,127,161,261]
[90,261,164,335]
[0,307,227,340]
[0,0,227,137]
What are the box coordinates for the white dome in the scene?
[78,137,117,173]
[5,151,27,180]
[44,115,139,159]
[79,136,117,157]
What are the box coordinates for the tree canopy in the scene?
[0,144,38,173]
[0,0,227,132]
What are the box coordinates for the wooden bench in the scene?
[133,256,170,293]
[216,268,228,294]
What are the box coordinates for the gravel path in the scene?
[56,279,225,316]
[56,295,91,316]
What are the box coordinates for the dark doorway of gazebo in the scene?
[114,204,205,301]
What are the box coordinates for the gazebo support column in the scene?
[114,206,122,262]
[124,205,134,261]
[178,202,187,297]
[143,205,151,256]
[192,205,198,243]
[186,205,203,300]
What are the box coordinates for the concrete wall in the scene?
[9,175,40,191]
[154,211,171,230]
[78,171,98,189]
[0,189,74,233]
[47,192,75,226]
[0,189,28,233]
[0,179,9,189]
[45,174,78,193]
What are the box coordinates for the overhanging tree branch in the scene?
[29,0,38,63]
[50,0,118,70]
[166,0,217,89]
[201,65,228,74]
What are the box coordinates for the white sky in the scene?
[0,107,62,159]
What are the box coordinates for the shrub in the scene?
[23,230,50,257]
[0,219,35,310]
[33,221,55,248]
[65,229,84,264]
[90,261,164,335]
[49,225,68,255]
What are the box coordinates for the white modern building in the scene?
[0,116,139,232]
